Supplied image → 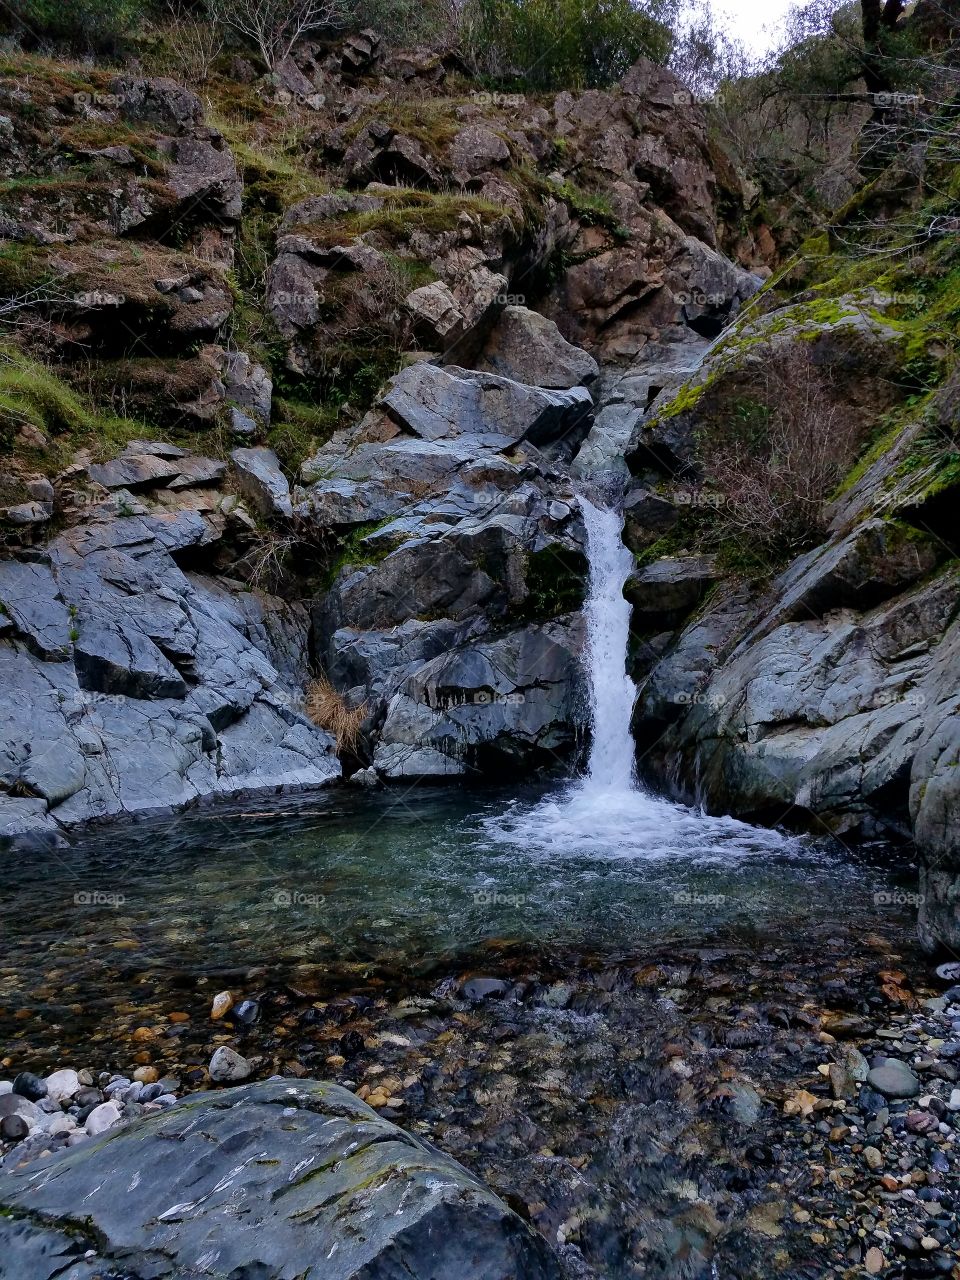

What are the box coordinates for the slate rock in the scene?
[0,1079,559,1280]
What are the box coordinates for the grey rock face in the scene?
[231,447,293,518]
[374,618,586,778]
[0,1079,559,1280]
[476,305,600,389]
[302,359,592,777]
[0,508,338,848]
[380,361,593,453]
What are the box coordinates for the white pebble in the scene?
[85,1101,122,1136]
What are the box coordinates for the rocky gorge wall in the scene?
[0,42,760,845]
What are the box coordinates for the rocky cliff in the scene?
[0,41,759,842]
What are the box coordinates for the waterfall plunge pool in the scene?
[0,780,919,1066]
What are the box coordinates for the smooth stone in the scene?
[211,991,233,1020]
[209,1046,252,1083]
[12,1073,47,1102]
[233,999,260,1026]
[0,1115,28,1143]
[85,1101,122,1136]
[44,1069,80,1104]
[0,1095,41,1125]
[867,1060,921,1099]
[461,977,509,1001]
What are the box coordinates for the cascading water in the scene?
[578,493,640,794]
[482,490,801,864]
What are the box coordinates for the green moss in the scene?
[268,396,341,470]
[514,545,588,621]
[0,348,144,470]
[322,519,400,588]
[298,189,508,249]
[554,180,630,239]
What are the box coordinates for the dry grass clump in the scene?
[304,676,366,752]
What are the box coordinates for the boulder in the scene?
[0,1080,559,1280]
[476,305,600,389]
[231,448,293,519]
[381,361,593,453]
[449,124,511,177]
[625,555,718,630]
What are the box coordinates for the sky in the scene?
[707,0,818,57]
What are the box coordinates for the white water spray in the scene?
[578,494,640,794]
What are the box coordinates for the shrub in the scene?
[209,0,346,70]
[304,676,366,752]
[461,0,675,90]
[699,344,864,560]
[7,0,145,51]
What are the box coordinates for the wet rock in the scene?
[867,1060,921,1099]
[462,977,509,1001]
[0,1080,560,1280]
[12,1073,46,1102]
[0,1115,28,1143]
[233,999,261,1026]
[625,555,718,630]
[211,990,233,1020]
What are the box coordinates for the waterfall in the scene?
[481,485,798,865]
[578,494,639,793]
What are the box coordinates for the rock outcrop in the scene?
[0,445,339,851]
[305,361,592,779]
[624,283,960,952]
[0,1078,559,1280]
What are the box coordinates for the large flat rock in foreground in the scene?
[0,1079,558,1280]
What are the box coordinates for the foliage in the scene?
[460,0,675,90]
[7,0,144,50]
[209,0,345,70]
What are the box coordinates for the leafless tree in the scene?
[161,0,225,83]
[210,0,346,71]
